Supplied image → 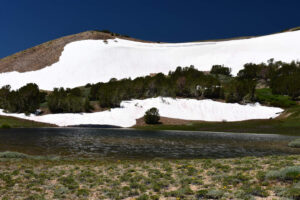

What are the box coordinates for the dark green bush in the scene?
[144,107,160,124]
[288,139,300,148]
[210,65,231,76]
[0,124,11,129]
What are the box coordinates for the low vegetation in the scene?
[288,139,300,148]
[0,153,299,199]
[94,29,130,38]
[255,88,296,108]
[0,115,54,128]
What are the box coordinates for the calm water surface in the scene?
[0,128,299,159]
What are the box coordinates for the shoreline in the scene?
[1,123,300,137]
[1,116,300,136]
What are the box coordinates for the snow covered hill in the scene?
[0,97,283,127]
[0,30,300,90]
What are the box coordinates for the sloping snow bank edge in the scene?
[0,97,283,128]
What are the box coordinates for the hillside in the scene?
[0,29,299,90]
[0,30,150,73]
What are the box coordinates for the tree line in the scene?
[89,60,300,108]
[0,59,299,114]
[0,83,46,114]
[0,85,91,114]
[47,88,92,113]
[89,64,256,107]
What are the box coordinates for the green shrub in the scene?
[196,189,208,198]
[54,186,69,198]
[255,88,296,108]
[284,187,300,199]
[136,194,149,200]
[0,151,28,158]
[288,139,300,148]
[59,176,79,190]
[197,188,223,199]
[266,166,300,181]
[169,186,194,197]
[0,124,11,129]
[242,185,269,197]
[144,107,160,124]
[206,189,224,199]
[77,188,90,197]
[279,183,300,199]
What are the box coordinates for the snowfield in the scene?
[0,31,300,90]
[0,97,283,127]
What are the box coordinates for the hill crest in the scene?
[0,30,151,73]
[0,27,299,74]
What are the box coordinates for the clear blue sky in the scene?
[1,0,300,58]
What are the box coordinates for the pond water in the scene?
[0,128,299,159]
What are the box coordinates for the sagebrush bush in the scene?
[279,183,300,199]
[206,189,224,199]
[288,139,300,148]
[0,151,28,158]
[266,166,300,181]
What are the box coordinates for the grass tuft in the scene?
[288,139,300,148]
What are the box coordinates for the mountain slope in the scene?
[0,30,300,90]
[0,30,149,73]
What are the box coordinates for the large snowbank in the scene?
[0,31,300,90]
[0,97,283,127]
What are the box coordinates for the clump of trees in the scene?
[210,65,231,76]
[47,88,92,113]
[269,61,300,99]
[144,107,160,124]
[236,59,300,100]
[88,60,300,109]
[0,83,45,114]
[224,79,256,103]
[90,66,224,108]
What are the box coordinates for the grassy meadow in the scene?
[0,115,54,128]
[0,153,300,199]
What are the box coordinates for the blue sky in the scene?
[1,0,300,58]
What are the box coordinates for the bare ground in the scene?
[135,116,204,126]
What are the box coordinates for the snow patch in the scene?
[0,31,300,90]
[0,97,283,127]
